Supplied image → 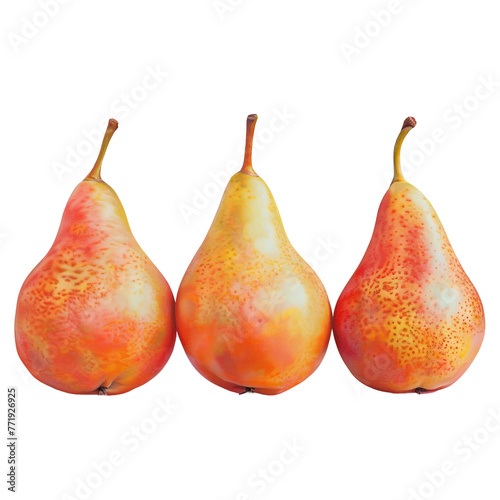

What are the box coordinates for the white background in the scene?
[2,1,500,499]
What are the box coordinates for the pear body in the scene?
[333,180,484,393]
[15,179,176,395]
[176,171,331,394]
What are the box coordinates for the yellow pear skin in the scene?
[176,114,332,395]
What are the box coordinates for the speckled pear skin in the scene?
[333,118,484,394]
[15,120,176,395]
[176,115,331,395]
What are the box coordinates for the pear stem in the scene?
[241,114,258,176]
[86,119,119,180]
[392,116,416,183]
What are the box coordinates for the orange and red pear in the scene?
[176,114,332,395]
[333,117,485,393]
[15,119,176,395]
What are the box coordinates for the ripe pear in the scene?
[333,117,485,393]
[176,114,331,395]
[15,119,176,395]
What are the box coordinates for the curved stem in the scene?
[392,116,416,183]
[241,114,258,176]
[86,119,119,180]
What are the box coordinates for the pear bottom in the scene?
[176,277,332,395]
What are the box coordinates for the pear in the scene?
[333,117,485,393]
[176,114,332,395]
[15,119,176,395]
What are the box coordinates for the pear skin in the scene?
[176,115,332,395]
[333,117,485,393]
[15,120,176,395]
